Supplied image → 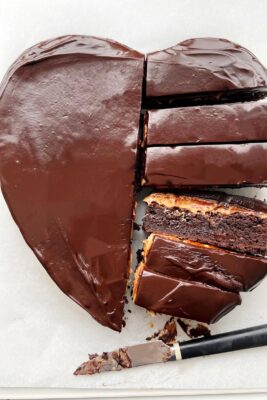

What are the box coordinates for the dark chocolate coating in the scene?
[146,99,267,145]
[0,36,144,331]
[134,269,241,324]
[146,37,267,97]
[144,143,267,186]
[146,235,267,291]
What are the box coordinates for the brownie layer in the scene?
[143,234,267,291]
[144,143,267,187]
[146,99,267,145]
[133,266,241,324]
[146,37,267,97]
[0,36,144,331]
[143,193,267,256]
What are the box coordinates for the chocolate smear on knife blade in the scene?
[74,348,132,375]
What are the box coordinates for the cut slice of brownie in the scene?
[146,37,267,98]
[142,233,267,292]
[143,143,267,187]
[145,99,267,145]
[143,191,267,256]
[133,264,241,324]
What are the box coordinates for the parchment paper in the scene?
[0,0,267,390]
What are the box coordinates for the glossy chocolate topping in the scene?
[145,234,267,291]
[0,35,144,331]
[146,37,267,97]
[144,143,267,187]
[134,268,241,324]
[146,99,267,145]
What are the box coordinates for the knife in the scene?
[74,324,267,375]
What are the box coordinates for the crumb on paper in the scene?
[146,317,177,345]
[148,322,154,329]
[148,310,156,317]
[136,248,143,263]
[133,222,141,231]
[177,318,211,338]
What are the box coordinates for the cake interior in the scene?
[143,193,267,256]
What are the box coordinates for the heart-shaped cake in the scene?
[0,35,267,331]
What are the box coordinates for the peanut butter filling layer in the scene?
[144,193,267,218]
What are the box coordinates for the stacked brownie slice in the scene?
[143,37,267,188]
[133,191,267,323]
[134,38,267,324]
[144,101,267,187]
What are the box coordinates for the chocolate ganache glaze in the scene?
[0,36,144,331]
[146,37,267,97]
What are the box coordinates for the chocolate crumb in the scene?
[133,222,141,231]
[146,317,177,345]
[128,309,132,313]
[88,353,98,360]
[136,248,143,263]
[177,318,211,338]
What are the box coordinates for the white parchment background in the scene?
[0,0,267,391]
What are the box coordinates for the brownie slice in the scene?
[146,99,267,145]
[143,192,267,256]
[142,233,267,292]
[144,143,267,187]
[146,37,267,98]
[133,265,241,324]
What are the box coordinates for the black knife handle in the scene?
[179,324,267,360]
